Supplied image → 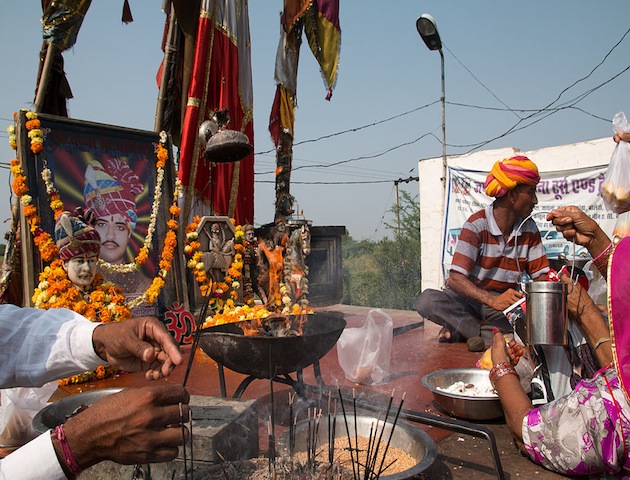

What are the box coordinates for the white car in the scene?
[540,229,567,259]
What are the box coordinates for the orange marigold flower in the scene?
[25,119,41,130]
[136,247,149,265]
[30,142,44,154]
[170,205,181,216]
[167,219,178,230]
[23,205,37,217]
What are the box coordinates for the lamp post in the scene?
[416,13,446,186]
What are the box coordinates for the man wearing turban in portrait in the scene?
[417,155,550,349]
[83,156,155,316]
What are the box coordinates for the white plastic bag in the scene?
[601,112,630,213]
[336,309,393,385]
[0,382,57,447]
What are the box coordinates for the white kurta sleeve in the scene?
[0,431,66,480]
[0,304,103,388]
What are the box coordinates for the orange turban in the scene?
[484,155,540,198]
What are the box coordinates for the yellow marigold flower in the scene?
[28,129,43,139]
[7,125,15,135]
[25,111,37,120]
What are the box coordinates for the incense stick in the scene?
[182,292,213,387]
[374,392,406,478]
[336,381,358,480]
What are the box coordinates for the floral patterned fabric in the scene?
[522,365,630,478]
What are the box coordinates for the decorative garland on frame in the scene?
[183,217,245,313]
[8,111,60,262]
[97,130,169,274]
[7,110,179,308]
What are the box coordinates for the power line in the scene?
[443,44,522,120]
[254,100,440,155]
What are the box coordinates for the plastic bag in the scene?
[601,112,630,213]
[0,382,57,447]
[336,309,393,385]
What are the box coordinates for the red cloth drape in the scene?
[177,0,254,225]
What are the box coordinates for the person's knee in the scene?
[416,289,440,316]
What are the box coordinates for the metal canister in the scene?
[524,281,568,345]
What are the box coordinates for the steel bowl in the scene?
[289,414,436,479]
[422,368,503,421]
[33,388,124,433]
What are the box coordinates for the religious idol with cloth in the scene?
[32,208,131,385]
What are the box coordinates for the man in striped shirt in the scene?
[417,156,549,348]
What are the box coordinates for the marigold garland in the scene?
[126,180,182,308]
[32,259,132,385]
[184,219,246,314]
[7,111,179,309]
[185,220,313,326]
[98,130,170,274]
[8,111,59,263]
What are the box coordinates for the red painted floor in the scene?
[56,304,576,479]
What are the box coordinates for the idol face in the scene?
[63,253,99,289]
[95,213,131,264]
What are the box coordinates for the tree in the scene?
[342,191,421,310]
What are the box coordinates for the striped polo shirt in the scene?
[450,203,550,293]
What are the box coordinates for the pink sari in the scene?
[522,237,630,478]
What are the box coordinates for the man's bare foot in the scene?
[438,326,453,343]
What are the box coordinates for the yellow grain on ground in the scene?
[295,434,417,476]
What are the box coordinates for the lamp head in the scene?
[416,13,442,51]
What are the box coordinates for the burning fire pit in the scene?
[197,313,346,398]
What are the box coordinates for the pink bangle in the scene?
[489,362,519,389]
[51,425,82,478]
[593,242,613,263]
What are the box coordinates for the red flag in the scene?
[177,0,254,225]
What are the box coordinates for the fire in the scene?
[241,313,305,337]
[202,304,312,337]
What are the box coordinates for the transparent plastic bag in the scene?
[0,382,57,447]
[336,309,393,385]
[601,112,630,213]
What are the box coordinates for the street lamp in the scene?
[416,14,446,185]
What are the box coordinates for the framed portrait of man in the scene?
[15,112,187,316]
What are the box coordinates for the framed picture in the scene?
[16,112,187,316]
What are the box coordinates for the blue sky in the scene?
[1,1,629,240]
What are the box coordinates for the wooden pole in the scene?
[154,2,179,132]
[33,43,57,113]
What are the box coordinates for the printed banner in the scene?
[442,165,616,278]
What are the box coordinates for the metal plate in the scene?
[32,388,123,433]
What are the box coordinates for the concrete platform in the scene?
[53,304,577,479]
